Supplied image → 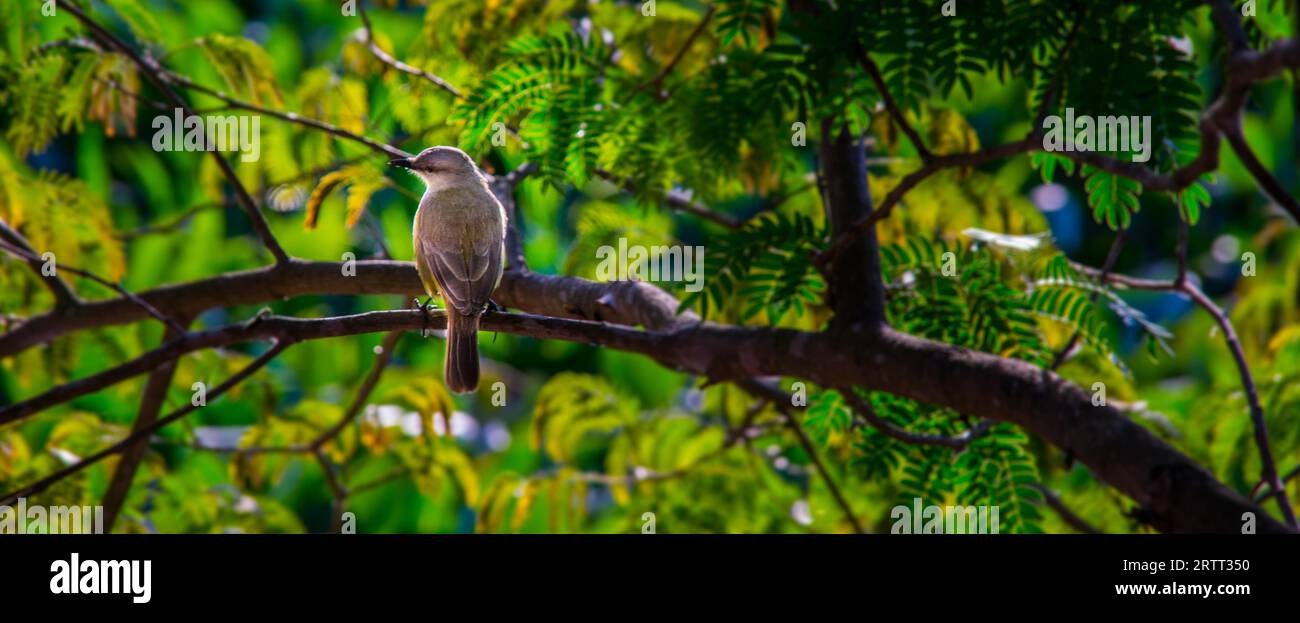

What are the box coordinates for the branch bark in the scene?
[2,286,1286,532]
[99,319,188,532]
[818,120,886,332]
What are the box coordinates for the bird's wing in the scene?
[421,221,503,317]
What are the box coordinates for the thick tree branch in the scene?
[0,274,1287,533]
[816,136,1039,269]
[492,162,538,272]
[0,259,695,358]
[818,120,886,332]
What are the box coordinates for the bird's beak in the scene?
[388,158,413,169]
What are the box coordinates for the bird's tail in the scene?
[445,312,480,393]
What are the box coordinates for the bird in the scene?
[389,146,506,393]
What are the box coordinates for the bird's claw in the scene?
[413,297,437,338]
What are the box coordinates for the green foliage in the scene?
[197,34,282,106]
[1,54,68,157]
[103,0,162,45]
[679,212,824,324]
[1082,166,1142,231]
[954,425,1043,533]
[531,373,637,464]
[882,238,1050,365]
[0,159,125,284]
[716,0,777,47]
[563,200,674,279]
[819,388,1046,533]
[452,32,611,187]
[1176,179,1212,225]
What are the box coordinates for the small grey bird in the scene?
[389,146,506,393]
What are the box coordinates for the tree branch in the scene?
[1030,483,1102,534]
[1050,229,1128,370]
[840,388,989,449]
[0,278,1288,533]
[818,119,887,332]
[161,70,410,160]
[100,318,189,532]
[594,169,742,230]
[632,4,717,101]
[311,329,402,451]
[355,3,463,100]
[1220,121,1300,222]
[783,403,866,534]
[853,43,930,162]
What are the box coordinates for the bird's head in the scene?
[388,146,481,189]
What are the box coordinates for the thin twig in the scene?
[311,330,403,450]
[594,169,741,229]
[1030,483,1102,534]
[853,43,931,162]
[162,70,409,160]
[355,3,462,100]
[1050,229,1128,370]
[840,387,990,449]
[0,220,81,309]
[782,405,866,534]
[631,4,717,101]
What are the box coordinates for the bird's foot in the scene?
[485,299,504,313]
[413,297,437,338]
